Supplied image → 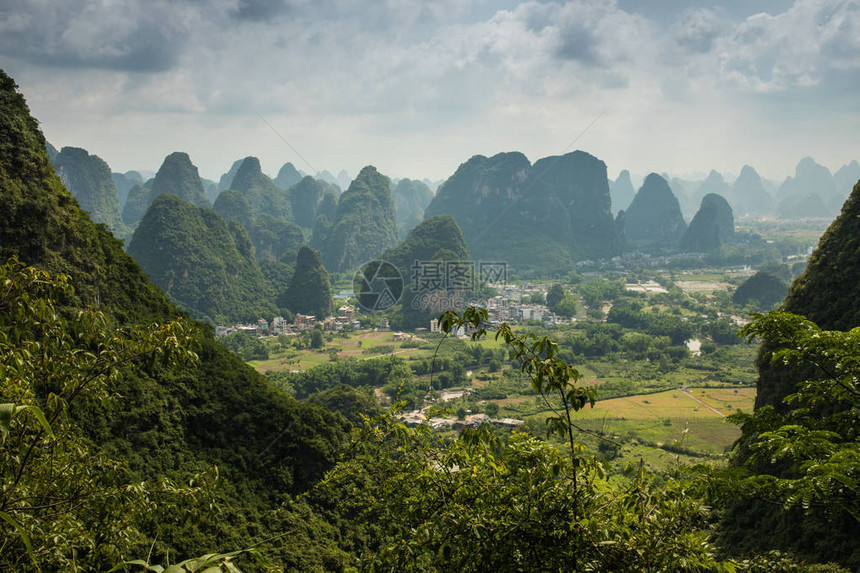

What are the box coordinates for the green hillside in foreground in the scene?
[0,68,352,571]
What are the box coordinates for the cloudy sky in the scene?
[2,0,859,185]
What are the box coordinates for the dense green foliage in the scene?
[681,193,735,252]
[424,151,621,272]
[757,179,860,410]
[0,71,173,325]
[215,187,306,262]
[623,173,687,247]
[381,214,471,329]
[723,180,860,567]
[249,213,305,262]
[733,271,788,310]
[383,214,471,268]
[128,193,277,324]
[0,259,203,571]
[308,384,381,425]
[258,257,295,300]
[213,188,253,228]
[4,67,858,571]
[309,307,735,572]
[1,71,356,569]
[322,166,398,272]
[546,283,578,317]
[716,312,860,569]
[286,175,327,228]
[314,416,731,572]
[608,301,695,344]
[220,330,270,361]
[277,245,333,318]
[53,146,125,233]
[782,179,860,331]
[230,156,293,221]
[149,151,211,208]
[269,355,412,400]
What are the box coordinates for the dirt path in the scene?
[679,388,726,418]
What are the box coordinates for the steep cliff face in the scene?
[392,178,434,237]
[149,151,211,208]
[623,173,686,248]
[425,151,529,242]
[524,151,621,261]
[609,169,635,214]
[322,165,398,272]
[274,162,303,190]
[112,170,144,208]
[424,150,621,271]
[53,146,125,233]
[680,193,735,252]
[217,158,244,192]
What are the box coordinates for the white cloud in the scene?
[3,0,858,183]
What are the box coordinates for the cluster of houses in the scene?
[428,292,561,333]
[215,305,365,338]
[398,411,525,432]
[574,250,706,271]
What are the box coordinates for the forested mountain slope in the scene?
[0,69,352,570]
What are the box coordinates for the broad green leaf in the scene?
[0,511,37,570]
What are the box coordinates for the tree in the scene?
[553,294,578,318]
[712,311,860,567]
[310,329,324,349]
[0,258,205,571]
[546,283,565,309]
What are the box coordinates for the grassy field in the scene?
[250,329,507,374]
[579,387,755,420]
[248,324,758,469]
[521,387,755,464]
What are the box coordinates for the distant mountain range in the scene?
[425,151,622,274]
[41,135,860,285]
